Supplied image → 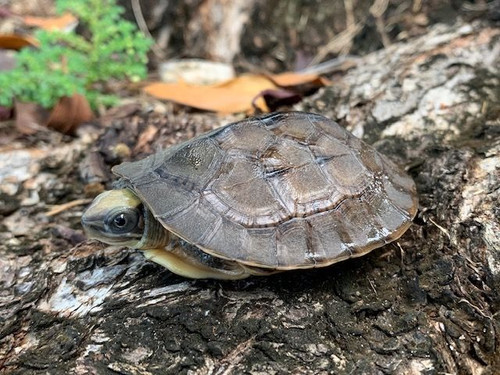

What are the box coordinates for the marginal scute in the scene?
[373,195,411,235]
[245,228,277,266]
[116,112,418,269]
[113,150,168,184]
[334,196,385,252]
[383,179,415,214]
[307,212,347,261]
[162,199,221,245]
[276,219,310,267]
[135,177,199,218]
[202,218,247,260]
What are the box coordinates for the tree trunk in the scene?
[1,20,499,375]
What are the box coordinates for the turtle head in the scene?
[82,189,145,247]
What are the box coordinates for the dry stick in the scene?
[299,55,360,75]
[345,0,355,29]
[308,0,363,66]
[309,23,363,66]
[46,199,93,217]
[130,0,165,59]
[342,0,356,55]
[412,0,423,13]
[386,2,412,29]
[462,2,491,11]
[370,0,391,48]
[429,218,451,240]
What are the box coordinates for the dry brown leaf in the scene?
[22,12,78,31]
[15,94,93,135]
[143,72,329,113]
[144,74,276,113]
[0,34,38,50]
[47,94,93,135]
[255,89,303,112]
[14,101,50,135]
[134,124,159,154]
[270,72,331,87]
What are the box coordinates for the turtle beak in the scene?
[81,191,114,240]
[81,190,117,238]
[81,211,105,240]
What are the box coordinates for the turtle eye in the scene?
[113,214,128,228]
[106,209,140,234]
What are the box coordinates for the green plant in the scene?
[0,0,152,109]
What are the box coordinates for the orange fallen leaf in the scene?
[143,71,329,114]
[23,12,78,31]
[0,34,38,50]
[144,74,275,113]
[270,72,331,87]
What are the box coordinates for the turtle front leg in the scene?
[142,246,251,280]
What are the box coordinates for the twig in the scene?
[370,0,391,48]
[299,55,360,75]
[458,298,493,320]
[130,0,166,59]
[46,199,92,217]
[397,242,405,269]
[412,0,423,13]
[308,0,365,66]
[368,278,378,295]
[429,218,451,240]
[309,23,363,66]
[345,0,355,28]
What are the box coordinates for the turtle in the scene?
[82,112,418,279]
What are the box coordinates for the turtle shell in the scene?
[113,112,418,270]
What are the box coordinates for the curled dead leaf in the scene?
[143,75,274,113]
[270,72,331,87]
[14,95,93,136]
[255,89,303,112]
[0,34,38,50]
[14,101,50,135]
[47,94,93,135]
[143,71,329,114]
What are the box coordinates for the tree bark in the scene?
[1,20,499,375]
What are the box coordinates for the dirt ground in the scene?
[1,1,500,374]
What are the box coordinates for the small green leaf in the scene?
[0,0,152,110]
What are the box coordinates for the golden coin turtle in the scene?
[82,112,418,279]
